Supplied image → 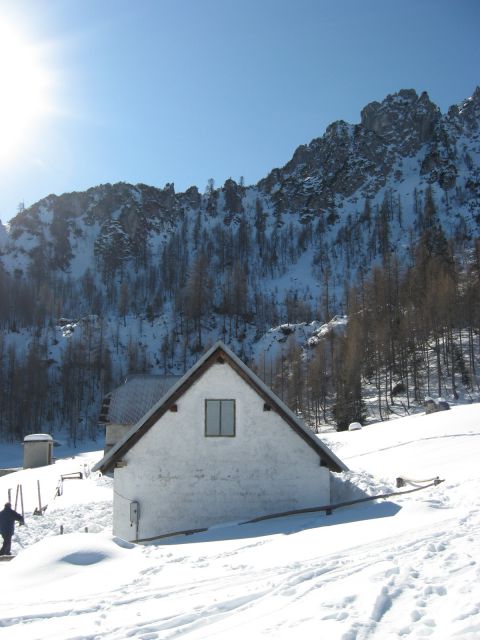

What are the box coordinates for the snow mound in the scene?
[5,533,144,599]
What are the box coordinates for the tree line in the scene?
[259,229,480,430]
[0,183,478,439]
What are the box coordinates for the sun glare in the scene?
[0,20,53,163]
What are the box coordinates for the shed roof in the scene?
[93,341,348,474]
[103,375,181,426]
[24,434,53,442]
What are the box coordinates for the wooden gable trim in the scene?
[222,354,344,472]
[97,343,345,474]
[99,348,227,472]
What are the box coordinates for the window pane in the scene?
[220,400,235,436]
[206,400,220,436]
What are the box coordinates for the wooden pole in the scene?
[19,484,24,518]
[7,488,11,504]
[14,485,20,511]
[37,479,42,514]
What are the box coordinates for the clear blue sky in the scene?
[0,0,479,221]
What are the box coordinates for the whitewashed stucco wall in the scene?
[113,362,330,541]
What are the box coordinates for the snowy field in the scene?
[0,404,479,639]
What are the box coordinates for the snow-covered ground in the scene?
[0,404,479,639]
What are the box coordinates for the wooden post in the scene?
[14,485,20,510]
[60,524,64,535]
[7,488,11,504]
[84,527,88,533]
[37,479,42,514]
[19,484,24,517]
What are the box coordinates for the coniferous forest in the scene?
[1,88,479,440]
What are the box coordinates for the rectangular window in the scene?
[205,399,235,437]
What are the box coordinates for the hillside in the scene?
[0,87,479,440]
[2,88,479,283]
[0,404,479,639]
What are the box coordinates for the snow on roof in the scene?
[23,434,53,442]
[106,375,181,425]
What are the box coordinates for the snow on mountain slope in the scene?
[0,403,479,639]
[1,87,479,287]
[0,87,479,441]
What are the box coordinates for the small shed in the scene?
[23,434,53,469]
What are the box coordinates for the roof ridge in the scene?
[93,341,347,474]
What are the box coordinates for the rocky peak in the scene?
[324,119,353,140]
[420,88,480,189]
[2,87,478,280]
[184,185,201,209]
[0,220,7,248]
[447,86,480,134]
[277,120,353,182]
[360,89,441,152]
[222,178,244,215]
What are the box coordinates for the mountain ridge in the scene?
[0,86,479,439]
[2,86,480,248]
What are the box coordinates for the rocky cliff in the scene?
[1,87,479,287]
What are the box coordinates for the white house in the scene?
[93,341,348,542]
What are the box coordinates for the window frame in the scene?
[204,399,236,437]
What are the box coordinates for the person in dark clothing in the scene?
[0,502,24,555]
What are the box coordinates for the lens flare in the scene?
[0,20,53,163]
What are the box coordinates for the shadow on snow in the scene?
[157,500,402,546]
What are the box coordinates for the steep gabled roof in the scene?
[93,341,348,474]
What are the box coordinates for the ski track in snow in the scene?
[342,432,480,461]
[1,506,478,640]
[5,516,478,640]
[0,405,480,639]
